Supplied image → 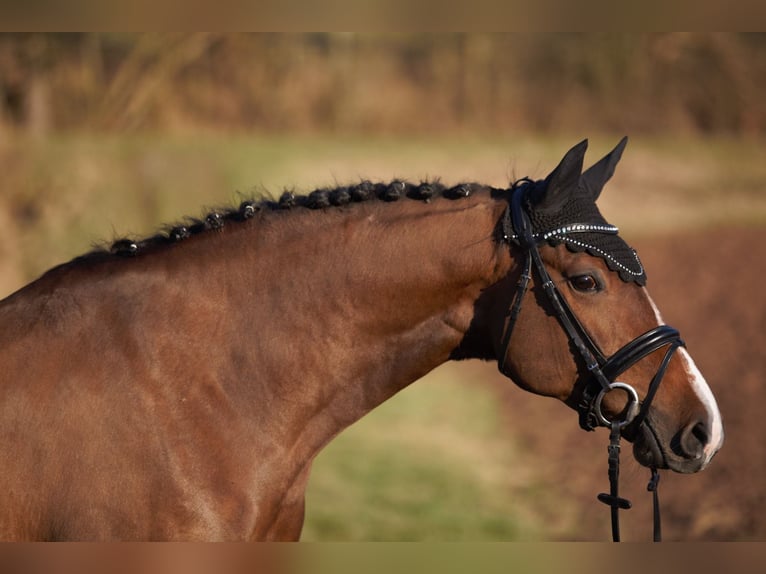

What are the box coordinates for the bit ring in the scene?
[594,382,640,428]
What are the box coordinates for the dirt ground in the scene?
[480,226,765,541]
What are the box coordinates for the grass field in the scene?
[301,365,544,541]
[1,132,764,540]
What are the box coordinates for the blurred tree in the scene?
[0,33,764,137]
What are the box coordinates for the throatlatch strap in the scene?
[498,253,532,377]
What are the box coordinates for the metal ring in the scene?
[594,382,640,428]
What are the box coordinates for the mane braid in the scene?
[106,179,479,258]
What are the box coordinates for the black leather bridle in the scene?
[497,182,685,542]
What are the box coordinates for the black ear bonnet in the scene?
[513,137,646,285]
[520,179,647,285]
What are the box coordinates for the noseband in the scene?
[497,182,685,541]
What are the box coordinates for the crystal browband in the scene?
[507,223,644,279]
[540,223,619,240]
[507,223,619,242]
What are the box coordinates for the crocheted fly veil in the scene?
[523,137,646,285]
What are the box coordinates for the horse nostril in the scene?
[678,421,709,459]
[691,421,709,445]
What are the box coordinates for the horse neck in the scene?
[211,192,511,461]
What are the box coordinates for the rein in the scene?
[498,182,685,542]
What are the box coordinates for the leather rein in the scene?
[497,182,685,542]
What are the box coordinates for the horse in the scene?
[0,138,723,541]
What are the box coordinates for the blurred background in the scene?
[0,33,764,540]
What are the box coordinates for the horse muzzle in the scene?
[631,416,716,474]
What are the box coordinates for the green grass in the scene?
[302,365,540,541]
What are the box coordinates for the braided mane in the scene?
[106,179,484,257]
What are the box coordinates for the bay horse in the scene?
[0,138,722,541]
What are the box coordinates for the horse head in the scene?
[492,138,723,474]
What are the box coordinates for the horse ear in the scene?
[581,136,628,200]
[531,139,588,214]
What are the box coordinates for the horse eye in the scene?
[570,274,600,292]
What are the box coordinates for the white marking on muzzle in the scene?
[645,289,724,468]
[676,347,724,466]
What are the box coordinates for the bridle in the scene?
[497,181,685,542]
